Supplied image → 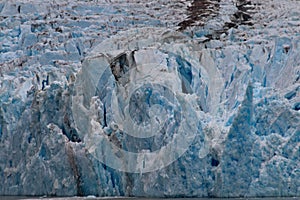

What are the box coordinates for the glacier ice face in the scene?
[72,29,204,173]
[0,0,300,198]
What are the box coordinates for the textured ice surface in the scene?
[0,0,300,198]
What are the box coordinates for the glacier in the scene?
[0,0,299,198]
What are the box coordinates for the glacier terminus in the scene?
[0,0,299,198]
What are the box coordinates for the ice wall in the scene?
[0,0,299,198]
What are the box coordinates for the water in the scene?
[0,197,299,200]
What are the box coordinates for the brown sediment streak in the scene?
[178,0,258,39]
[66,143,83,196]
[178,0,220,31]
